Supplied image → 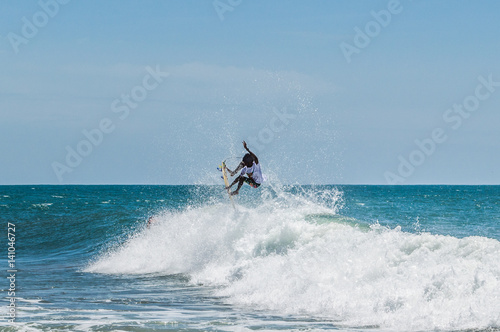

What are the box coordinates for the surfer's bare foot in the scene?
[230,191,239,196]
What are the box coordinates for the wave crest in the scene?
[85,187,500,331]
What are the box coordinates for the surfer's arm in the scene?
[227,162,245,177]
[243,141,259,164]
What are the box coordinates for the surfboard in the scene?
[221,161,236,208]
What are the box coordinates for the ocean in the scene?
[1,184,499,331]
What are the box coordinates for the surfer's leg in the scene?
[230,176,245,195]
[226,176,240,190]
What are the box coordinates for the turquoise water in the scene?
[0,185,499,331]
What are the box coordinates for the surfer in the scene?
[146,216,156,228]
[225,141,264,196]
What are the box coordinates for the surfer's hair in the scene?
[243,153,254,167]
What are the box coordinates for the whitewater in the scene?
[85,186,500,331]
[1,185,499,331]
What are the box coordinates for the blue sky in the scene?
[1,0,499,185]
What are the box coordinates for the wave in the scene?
[85,187,500,331]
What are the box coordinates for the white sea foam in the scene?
[31,203,53,209]
[86,188,500,331]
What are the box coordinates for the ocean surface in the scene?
[0,184,499,331]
